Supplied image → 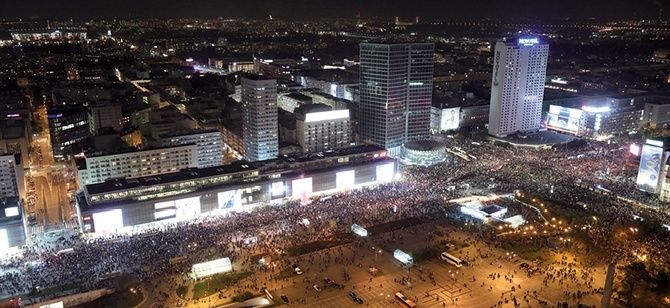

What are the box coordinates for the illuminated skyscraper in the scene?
[488,37,548,137]
[242,75,278,162]
[359,43,434,155]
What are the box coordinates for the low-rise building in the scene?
[75,144,198,188]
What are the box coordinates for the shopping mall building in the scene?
[76,145,397,233]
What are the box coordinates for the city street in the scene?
[25,105,77,240]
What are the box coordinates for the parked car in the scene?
[313,285,321,292]
[280,294,289,303]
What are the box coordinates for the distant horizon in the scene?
[0,0,665,21]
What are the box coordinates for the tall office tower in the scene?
[488,36,549,137]
[242,76,278,162]
[48,106,90,160]
[359,43,434,155]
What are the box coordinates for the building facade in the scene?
[242,76,278,162]
[488,37,549,137]
[76,145,198,188]
[0,154,23,198]
[359,43,434,154]
[295,105,351,153]
[642,101,670,129]
[89,104,123,135]
[76,145,395,233]
[159,130,224,168]
[545,105,641,138]
[48,107,90,160]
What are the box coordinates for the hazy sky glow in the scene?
[0,0,663,20]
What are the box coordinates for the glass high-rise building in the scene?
[359,43,434,155]
[242,75,278,162]
[488,37,549,137]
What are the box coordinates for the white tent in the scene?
[189,257,232,279]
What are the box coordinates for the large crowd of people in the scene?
[1,133,669,305]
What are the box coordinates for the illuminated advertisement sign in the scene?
[546,105,582,133]
[518,37,539,46]
[92,209,123,233]
[271,182,285,198]
[336,170,355,189]
[218,190,242,210]
[154,201,175,210]
[175,197,201,219]
[0,229,8,253]
[630,144,641,156]
[440,107,460,131]
[154,209,176,220]
[292,177,313,204]
[376,162,395,182]
[4,206,19,217]
[493,51,501,86]
[304,110,349,123]
[47,113,63,119]
[5,113,20,118]
[636,144,664,193]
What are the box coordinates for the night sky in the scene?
[0,0,663,20]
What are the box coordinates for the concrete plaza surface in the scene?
[151,221,604,308]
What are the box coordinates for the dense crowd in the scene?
[1,134,669,305]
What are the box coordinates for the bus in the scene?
[55,248,74,256]
[440,252,462,267]
[394,292,417,308]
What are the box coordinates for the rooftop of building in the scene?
[284,92,313,101]
[294,103,332,116]
[300,69,358,84]
[159,129,220,139]
[78,143,196,159]
[0,196,21,223]
[242,74,275,81]
[480,204,506,215]
[85,161,257,196]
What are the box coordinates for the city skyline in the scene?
[0,0,666,21]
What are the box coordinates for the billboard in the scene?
[440,107,460,131]
[92,209,123,233]
[636,144,664,193]
[336,170,356,189]
[630,144,641,156]
[4,206,19,217]
[271,182,285,198]
[154,209,176,220]
[292,178,313,204]
[546,105,582,133]
[376,162,395,182]
[218,190,242,210]
[175,197,201,219]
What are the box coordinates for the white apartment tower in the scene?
[242,76,278,162]
[488,37,549,137]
